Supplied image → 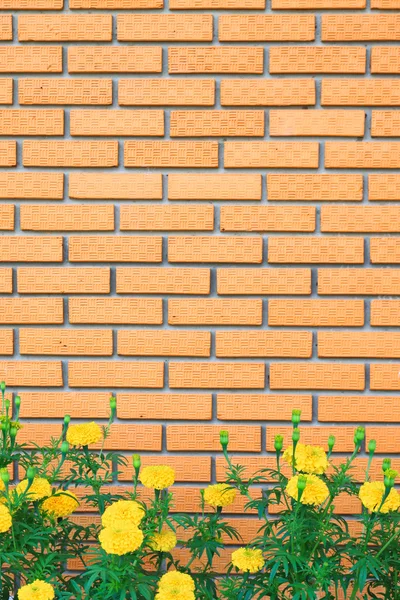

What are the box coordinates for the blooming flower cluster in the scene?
[155,571,195,600]
[139,465,175,490]
[18,580,55,600]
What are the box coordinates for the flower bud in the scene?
[297,475,307,493]
[291,409,301,427]
[0,381,5,393]
[354,426,365,446]
[292,428,300,444]
[328,435,336,452]
[26,466,36,482]
[384,469,397,489]
[61,441,69,456]
[382,458,392,473]
[133,454,141,470]
[0,469,9,485]
[368,439,377,455]
[220,430,229,449]
[110,396,117,410]
[9,426,17,439]
[0,422,6,433]
[64,415,71,425]
[14,395,21,420]
[274,435,283,453]
[5,399,10,411]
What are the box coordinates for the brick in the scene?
[0,109,63,136]
[170,0,265,6]
[272,0,365,6]
[371,365,400,391]
[219,15,314,41]
[0,15,11,40]
[371,300,400,326]
[118,15,212,41]
[0,237,62,263]
[372,0,400,6]
[20,329,113,356]
[69,236,162,263]
[216,331,312,358]
[0,361,62,387]
[169,47,263,74]
[0,173,63,200]
[169,362,265,389]
[225,142,319,169]
[168,174,261,201]
[268,237,364,264]
[370,237,400,263]
[171,110,264,137]
[267,174,363,202]
[125,141,218,168]
[0,269,12,293]
[0,330,13,355]
[322,206,400,233]
[215,456,283,482]
[0,47,62,73]
[19,15,111,41]
[68,47,162,73]
[218,268,311,295]
[0,79,12,104]
[0,0,63,7]
[326,142,400,169]
[168,299,262,325]
[19,79,112,106]
[168,236,262,264]
[0,141,16,166]
[69,173,162,200]
[0,205,14,230]
[266,426,357,452]
[19,392,111,419]
[322,79,400,106]
[217,394,312,421]
[18,268,110,294]
[319,396,400,423]
[119,79,214,106]
[371,48,400,74]
[23,141,118,168]
[118,330,210,357]
[118,456,211,482]
[70,0,162,5]
[117,268,210,295]
[69,361,164,388]
[120,205,214,231]
[69,298,162,325]
[318,269,400,296]
[367,428,400,454]
[369,174,400,201]
[221,206,315,233]
[268,300,364,327]
[166,488,261,515]
[322,15,400,41]
[270,47,366,74]
[21,205,114,231]
[319,332,400,358]
[71,110,164,137]
[221,79,315,107]
[0,298,63,324]
[270,363,365,391]
[117,394,212,420]
[167,425,261,452]
[270,110,364,137]
[372,111,400,137]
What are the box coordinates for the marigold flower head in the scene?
[203,483,236,508]
[283,443,329,475]
[102,500,144,528]
[286,474,329,506]
[66,421,102,447]
[0,504,12,533]
[16,477,51,501]
[231,547,264,573]
[139,465,175,490]
[359,481,400,513]
[41,491,79,518]
[18,580,55,600]
[150,528,177,553]
[155,571,195,600]
[99,522,144,556]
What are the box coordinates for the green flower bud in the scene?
[354,426,365,446]
[64,415,71,425]
[61,441,69,456]
[274,435,284,453]
[384,469,398,489]
[14,396,21,408]
[292,428,300,444]
[110,396,117,410]
[382,458,392,473]
[0,382,5,393]
[0,469,9,485]
[297,475,307,493]
[220,430,229,449]
[0,422,6,432]
[291,409,301,427]
[368,439,377,455]
[133,454,141,470]
[9,426,17,439]
[5,399,10,411]
[328,435,336,452]
[26,466,36,482]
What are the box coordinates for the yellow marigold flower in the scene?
[18,580,55,600]
[286,474,329,506]
[16,478,51,501]
[203,483,236,508]
[66,421,102,447]
[0,479,5,503]
[150,529,177,553]
[283,443,329,475]
[139,465,175,490]
[155,571,195,600]
[0,504,12,533]
[102,500,144,528]
[41,491,79,518]
[99,523,143,556]
[359,481,400,513]
[231,547,265,573]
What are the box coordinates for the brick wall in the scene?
[1,0,400,518]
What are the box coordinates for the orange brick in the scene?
[0,269,12,293]
[170,0,265,6]
[119,79,214,106]
[0,79,12,104]
[0,237,62,262]
[0,205,14,230]
[20,329,113,356]
[268,300,364,327]
[372,111,400,137]
[168,174,261,201]
[169,362,265,389]
[0,109,63,136]
[19,15,111,41]
[168,236,262,264]
[322,15,400,41]
[322,79,400,106]
[371,300,400,326]
[219,15,314,41]
[270,363,365,391]
[366,428,400,454]
[117,394,212,421]
[371,237,400,264]
[318,332,400,358]
[21,205,114,231]
[225,142,319,169]
[267,174,363,201]
[215,456,282,481]
[70,0,162,5]
[0,173,63,200]
[221,79,315,106]
[69,236,162,263]
[372,0,400,6]
[371,365,400,391]
[0,47,62,73]
[118,330,210,357]
[125,141,218,168]
[168,299,262,325]
[69,361,164,388]
[217,394,312,421]
[369,174,400,201]
[0,298,63,324]
[326,142,400,169]
[0,330,13,355]
[169,47,263,74]
[221,206,315,232]
[23,141,118,168]
[0,15,11,40]
[68,47,162,73]
[19,392,111,419]
[118,456,211,482]
[318,269,400,295]
[319,396,400,423]
[272,0,365,6]
[69,173,162,200]
[120,205,214,231]
[0,0,63,7]
[270,109,364,137]
[118,14,212,41]
[371,48,400,74]
[0,141,16,166]
[167,425,261,452]
[268,237,364,264]
[19,78,112,105]
[70,109,164,137]
[270,47,366,74]
[218,268,311,295]
[18,267,110,294]
[266,425,356,452]
[117,268,210,295]
[171,110,264,137]
[69,298,162,325]
[321,206,400,233]
[216,331,312,358]
[0,361,62,387]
